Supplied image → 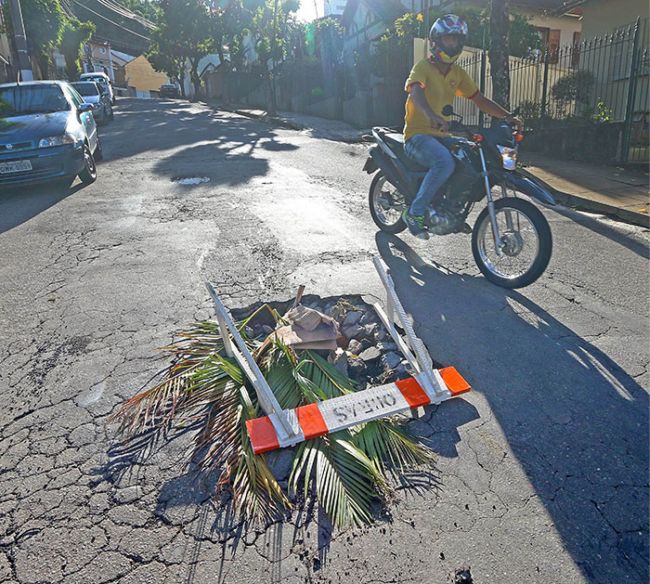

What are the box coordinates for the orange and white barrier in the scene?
[246,367,470,454]
[206,256,473,456]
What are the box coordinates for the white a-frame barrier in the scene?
[205,257,470,454]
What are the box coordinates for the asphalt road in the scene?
[0,99,648,584]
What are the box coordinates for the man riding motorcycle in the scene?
[402,14,523,238]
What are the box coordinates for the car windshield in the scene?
[85,77,108,85]
[71,82,99,97]
[0,85,70,115]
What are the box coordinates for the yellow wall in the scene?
[124,55,169,93]
[580,0,649,39]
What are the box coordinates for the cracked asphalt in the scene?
[0,99,648,584]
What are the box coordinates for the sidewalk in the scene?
[215,103,368,143]
[217,103,650,228]
[520,152,649,228]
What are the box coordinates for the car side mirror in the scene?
[78,103,94,113]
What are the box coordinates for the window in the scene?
[536,27,561,64]
[65,85,84,108]
[0,84,70,114]
[571,31,581,68]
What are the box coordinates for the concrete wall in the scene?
[124,55,169,94]
[580,0,649,39]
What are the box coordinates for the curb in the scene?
[519,169,649,229]
[214,103,367,143]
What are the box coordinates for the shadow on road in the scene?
[547,204,649,260]
[375,231,649,583]
[0,181,86,234]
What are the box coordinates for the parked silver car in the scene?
[79,72,115,104]
[70,81,113,124]
[0,80,101,187]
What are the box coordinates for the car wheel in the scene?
[79,144,98,184]
[94,139,104,162]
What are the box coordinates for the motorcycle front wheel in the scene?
[368,172,408,234]
[471,197,552,289]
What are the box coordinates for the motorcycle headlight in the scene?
[497,145,517,171]
[38,134,80,148]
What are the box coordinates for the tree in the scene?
[250,0,299,114]
[3,0,66,79]
[153,0,220,100]
[60,18,96,80]
[147,28,186,96]
[113,0,160,22]
[489,0,510,109]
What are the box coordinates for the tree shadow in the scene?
[99,98,296,170]
[0,181,86,235]
[546,203,649,260]
[375,231,649,582]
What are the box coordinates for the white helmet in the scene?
[429,14,468,63]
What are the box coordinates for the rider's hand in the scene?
[507,115,524,133]
[429,114,449,132]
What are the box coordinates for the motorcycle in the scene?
[363,105,555,289]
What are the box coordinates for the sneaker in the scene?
[402,210,429,240]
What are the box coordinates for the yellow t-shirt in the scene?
[403,58,479,141]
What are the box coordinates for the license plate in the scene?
[0,160,32,174]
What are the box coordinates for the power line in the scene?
[93,0,156,29]
[68,0,152,41]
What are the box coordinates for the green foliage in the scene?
[391,8,540,58]
[113,0,160,22]
[60,18,95,80]
[509,13,542,58]
[517,99,541,121]
[551,69,595,116]
[149,0,223,98]
[112,305,434,529]
[251,0,300,66]
[4,0,66,77]
[590,100,612,123]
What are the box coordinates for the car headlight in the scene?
[38,134,81,149]
[497,145,517,171]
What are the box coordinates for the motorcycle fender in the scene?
[368,146,413,197]
[502,172,557,206]
[363,156,378,174]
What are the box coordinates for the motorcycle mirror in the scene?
[441,105,454,116]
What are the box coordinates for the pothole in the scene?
[171,176,211,185]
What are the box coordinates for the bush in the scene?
[551,70,595,117]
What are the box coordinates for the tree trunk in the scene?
[489,0,510,111]
[189,58,201,102]
[36,53,49,80]
[178,62,187,99]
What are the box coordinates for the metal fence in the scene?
[454,17,649,164]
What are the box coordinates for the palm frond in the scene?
[290,434,382,529]
[352,420,434,473]
[111,302,438,530]
[233,384,290,523]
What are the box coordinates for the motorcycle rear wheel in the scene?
[368,172,407,234]
[471,197,552,289]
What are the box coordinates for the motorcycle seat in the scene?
[381,131,429,173]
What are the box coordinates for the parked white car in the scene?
[79,72,115,104]
[70,81,113,124]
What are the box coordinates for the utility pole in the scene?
[8,0,33,81]
[268,0,279,115]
